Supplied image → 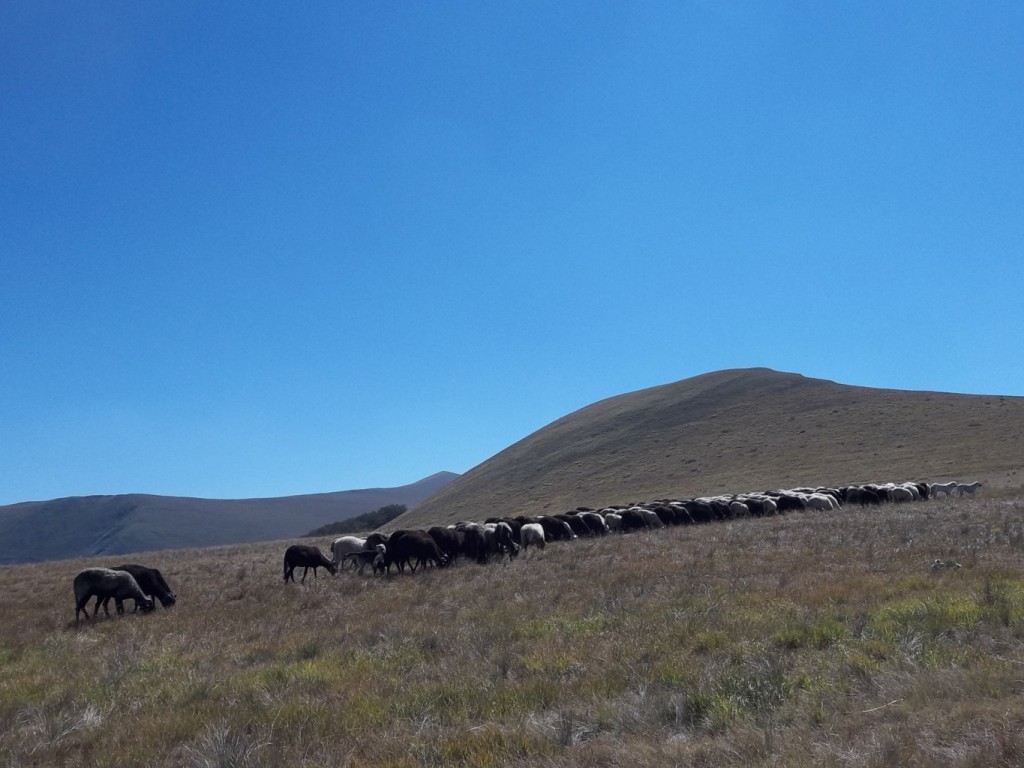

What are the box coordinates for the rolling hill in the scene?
[396,368,1024,528]
[0,471,457,564]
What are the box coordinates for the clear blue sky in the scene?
[2,2,1022,505]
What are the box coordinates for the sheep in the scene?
[519,522,546,550]
[103,564,176,614]
[373,550,391,576]
[537,515,577,541]
[492,521,520,561]
[729,500,750,518]
[387,530,448,572]
[803,493,841,511]
[555,513,590,538]
[845,486,881,507]
[330,535,368,569]
[283,544,337,583]
[579,511,610,535]
[617,508,649,532]
[74,568,154,624]
[638,508,665,529]
[603,512,623,532]
[890,486,915,503]
[957,481,983,497]
[428,526,465,564]
[453,523,488,564]
[342,544,387,574]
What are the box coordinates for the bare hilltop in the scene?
[398,367,1024,528]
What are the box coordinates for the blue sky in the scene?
[2,2,1022,505]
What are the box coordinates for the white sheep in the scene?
[73,568,153,624]
[519,523,546,550]
[330,535,368,569]
[603,512,623,532]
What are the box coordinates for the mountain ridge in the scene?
[0,471,458,564]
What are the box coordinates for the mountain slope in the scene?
[0,472,457,564]
[398,369,1024,528]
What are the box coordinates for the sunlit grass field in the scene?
[3,495,1024,766]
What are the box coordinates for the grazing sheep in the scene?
[556,514,590,538]
[342,544,387,574]
[283,544,337,583]
[617,508,648,532]
[104,564,177,613]
[453,523,488,564]
[729,500,750,518]
[890,486,915,504]
[492,521,520,560]
[519,522,546,550]
[603,512,623,532]
[364,532,390,551]
[845,487,881,507]
[428,526,467,565]
[330,536,368,569]
[638,508,665,529]
[74,568,154,624]
[537,516,577,541]
[803,493,841,511]
[387,530,449,572]
[579,511,610,535]
[682,500,715,523]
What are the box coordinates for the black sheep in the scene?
[283,544,337,583]
[106,564,177,613]
[388,530,449,572]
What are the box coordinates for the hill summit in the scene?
[399,368,1024,528]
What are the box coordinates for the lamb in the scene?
[342,544,387,574]
[73,568,154,624]
[283,544,338,583]
[373,550,391,576]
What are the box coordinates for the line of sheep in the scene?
[284,479,982,583]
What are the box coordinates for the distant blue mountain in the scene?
[0,471,458,564]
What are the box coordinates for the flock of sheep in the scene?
[283,479,983,584]
[70,479,982,620]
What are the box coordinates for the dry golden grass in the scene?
[3,495,1024,766]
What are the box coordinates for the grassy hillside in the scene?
[2,495,1024,766]
[398,369,1024,529]
[0,472,457,565]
